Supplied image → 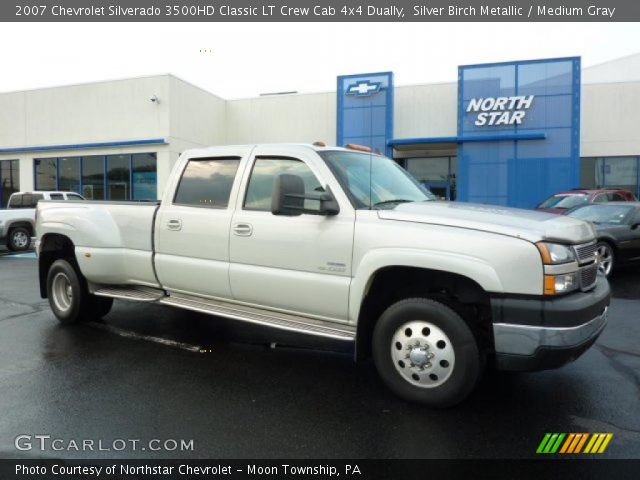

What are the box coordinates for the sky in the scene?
[0,22,638,98]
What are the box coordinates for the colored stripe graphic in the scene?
[598,433,613,453]
[559,433,575,453]
[536,433,566,454]
[538,433,613,454]
[536,433,552,453]
[574,433,589,453]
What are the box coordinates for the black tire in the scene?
[7,227,31,252]
[372,298,483,407]
[46,259,100,324]
[596,241,615,278]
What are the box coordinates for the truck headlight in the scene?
[537,242,579,295]
[536,242,576,265]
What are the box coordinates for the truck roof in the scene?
[181,143,380,157]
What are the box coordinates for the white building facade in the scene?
[1,53,639,207]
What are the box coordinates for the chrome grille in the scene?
[574,241,598,265]
[580,263,598,291]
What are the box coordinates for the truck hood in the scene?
[377,201,596,244]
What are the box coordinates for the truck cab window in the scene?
[174,157,240,208]
[244,157,323,211]
[8,195,22,208]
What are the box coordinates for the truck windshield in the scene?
[319,150,435,209]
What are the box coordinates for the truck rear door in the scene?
[154,147,251,299]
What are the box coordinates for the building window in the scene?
[0,159,20,208]
[132,153,158,201]
[34,158,57,191]
[82,156,105,200]
[34,153,157,201]
[58,157,81,193]
[404,156,457,200]
[107,154,131,200]
[581,156,640,198]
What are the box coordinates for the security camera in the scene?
[150,95,159,104]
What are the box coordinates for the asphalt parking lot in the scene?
[0,248,639,459]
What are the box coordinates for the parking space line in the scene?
[88,322,203,353]
[0,252,37,259]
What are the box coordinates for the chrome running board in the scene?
[161,293,355,341]
[89,285,355,341]
[92,285,166,302]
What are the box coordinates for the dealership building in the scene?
[1,53,639,208]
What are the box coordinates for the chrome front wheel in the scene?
[372,298,482,407]
[391,321,456,388]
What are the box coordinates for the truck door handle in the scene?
[167,219,182,231]
[232,223,253,237]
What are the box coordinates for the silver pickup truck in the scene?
[35,144,610,407]
[1,191,84,251]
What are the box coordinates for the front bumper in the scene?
[492,276,610,371]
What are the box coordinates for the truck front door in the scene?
[229,146,355,322]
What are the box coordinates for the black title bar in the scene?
[3,459,640,480]
[3,0,639,21]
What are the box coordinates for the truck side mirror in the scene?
[271,174,339,216]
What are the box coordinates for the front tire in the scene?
[372,298,483,407]
[7,227,31,251]
[46,259,111,324]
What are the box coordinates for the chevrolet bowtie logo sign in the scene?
[346,80,382,96]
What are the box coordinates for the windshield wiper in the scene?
[372,199,415,208]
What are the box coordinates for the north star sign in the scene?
[466,95,535,126]
[346,80,382,96]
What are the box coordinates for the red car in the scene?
[537,188,637,214]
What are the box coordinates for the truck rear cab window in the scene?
[244,157,323,211]
[8,193,43,208]
[7,194,22,208]
[173,157,240,208]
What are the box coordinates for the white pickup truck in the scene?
[35,144,610,406]
[1,191,84,251]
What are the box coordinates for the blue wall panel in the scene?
[457,57,581,208]
[337,72,394,156]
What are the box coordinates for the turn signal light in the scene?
[345,143,372,152]
[543,275,556,295]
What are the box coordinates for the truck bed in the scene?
[37,200,161,287]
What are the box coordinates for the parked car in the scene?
[537,188,637,214]
[35,144,609,407]
[567,202,640,277]
[0,191,84,251]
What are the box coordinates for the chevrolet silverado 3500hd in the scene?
[35,144,610,406]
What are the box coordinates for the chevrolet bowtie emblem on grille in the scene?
[346,80,382,96]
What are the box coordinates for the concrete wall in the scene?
[225,92,336,145]
[224,82,459,146]
[0,76,171,148]
[581,81,640,158]
[394,82,457,138]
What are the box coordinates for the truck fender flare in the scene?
[349,248,503,322]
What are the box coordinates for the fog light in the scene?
[544,273,579,295]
